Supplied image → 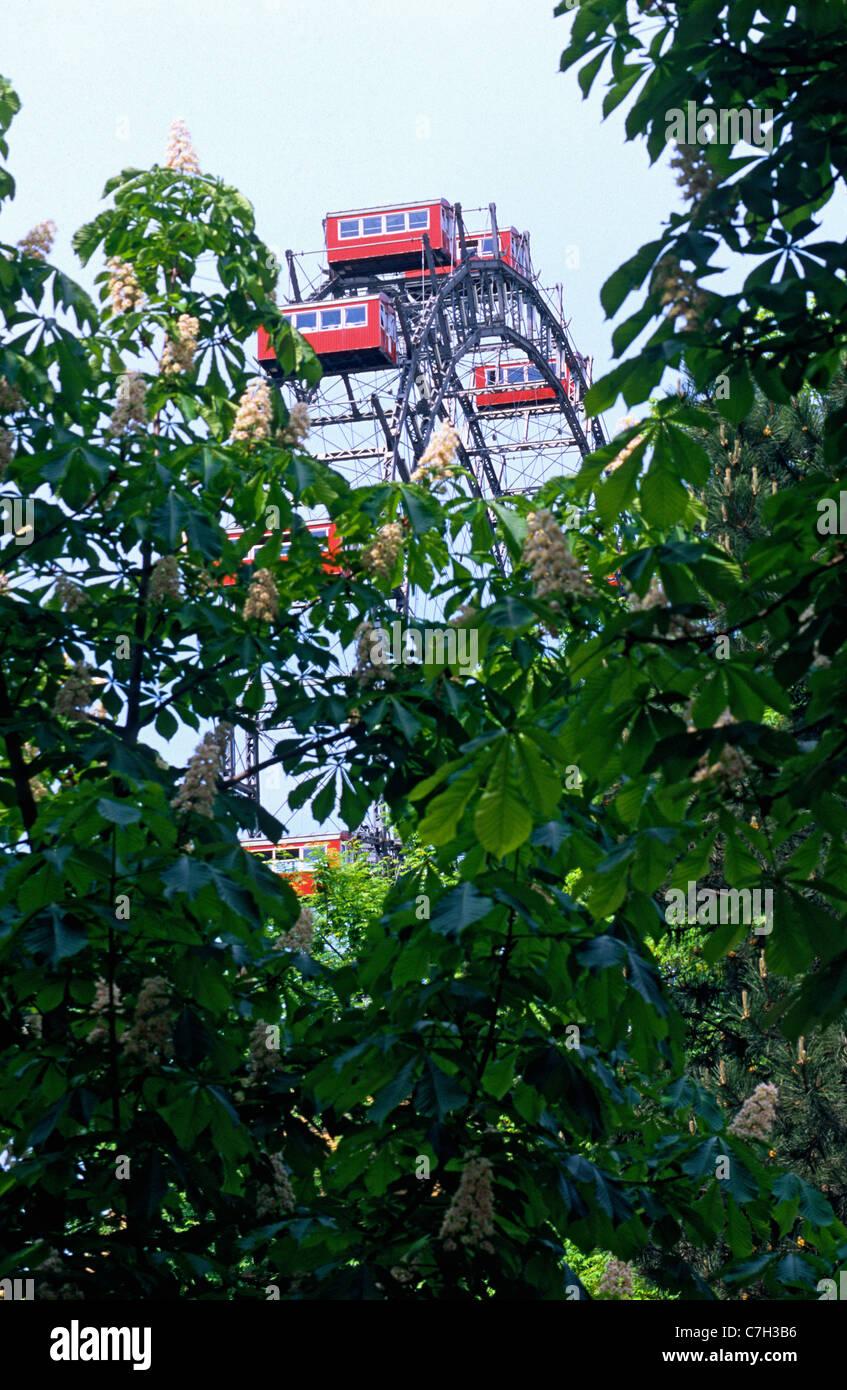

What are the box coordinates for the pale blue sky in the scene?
[5,2,846,401]
[2,0,685,395]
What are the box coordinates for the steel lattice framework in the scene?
[226,203,607,842]
[287,204,606,498]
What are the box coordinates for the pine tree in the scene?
[689,371,845,560]
[680,936,847,1223]
[641,928,847,1296]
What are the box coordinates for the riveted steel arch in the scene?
[385,256,606,493]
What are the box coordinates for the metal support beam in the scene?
[451,379,503,501]
[455,202,470,264]
[422,233,441,300]
[489,202,501,259]
[341,374,362,420]
[245,730,261,835]
[373,392,410,482]
[285,250,301,303]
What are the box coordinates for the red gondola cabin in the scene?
[467,228,531,276]
[221,519,342,586]
[258,294,397,375]
[474,360,575,410]
[325,200,455,273]
[245,833,352,896]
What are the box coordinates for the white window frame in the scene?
[319,307,344,331]
[337,209,430,242]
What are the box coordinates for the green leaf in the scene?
[702,918,748,964]
[155,707,179,741]
[96,797,142,825]
[482,1056,514,1101]
[724,1252,775,1283]
[690,672,728,728]
[206,1084,241,1128]
[389,696,422,741]
[417,767,478,839]
[364,1144,401,1196]
[401,486,442,535]
[775,1252,819,1288]
[600,238,667,317]
[339,776,371,831]
[486,596,536,629]
[418,768,479,845]
[173,1008,214,1065]
[640,463,689,529]
[512,1080,544,1125]
[668,833,717,889]
[160,1087,211,1148]
[371,1058,419,1124]
[624,947,667,1012]
[392,941,430,987]
[595,448,644,524]
[25,909,87,966]
[723,834,761,888]
[515,734,562,816]
[796,1177,834,1227]
[716,366,754,425]
[681,1138,720,1179]
[489,500,528,557]
[586,867,629,920]
[577,48,606,100]
[726,1199,753,1257]
[311,776,336,822]
[430,884,495,937]
[723,1154,760,1204]
[732,665,791,718]
[30,1097,67,1146]
[475,780,533,857]
[474,744,533,856]
[152,492,189,549]
[601,63,644,119]
[162,858,214,899]
[408,758,465,802]
[416,1059,466,1119]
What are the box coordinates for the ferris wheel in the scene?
[224,198,607,859]
[265,199,605,497]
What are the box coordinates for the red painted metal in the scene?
[403,262,453,282]
[325,199,455,272]
[403,223,531,280]
[467,227,531,275]
[258,293,397,374]
[244,832,352,896]
[474,359,574,410]
[220,519,342,586]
